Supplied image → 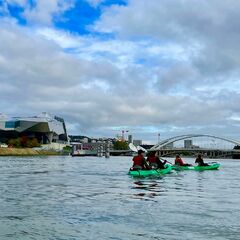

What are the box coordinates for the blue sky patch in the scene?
[0,0,127,35]
[6,4,26,25]
[55,0,127,35]
[55,1,101,35]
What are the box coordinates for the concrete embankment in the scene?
[0,148,60,156]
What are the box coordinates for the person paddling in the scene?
[147,151,166,169]
[131,150,150,170]
[195,153,209,166]
[175,154,192,166]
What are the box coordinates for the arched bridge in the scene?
[150,134,240,159]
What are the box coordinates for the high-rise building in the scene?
[133,139,142,146]
[128,134,133,143]
[184,140,192,148]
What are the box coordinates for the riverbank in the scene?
[0,148,61,156]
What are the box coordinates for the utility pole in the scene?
[158,133,160,144]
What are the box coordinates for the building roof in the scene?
[0,112,66,135]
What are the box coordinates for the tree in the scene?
[8,137,40,148]
[8,138,21,148]
[26,138,41,148]
[113,141,129,150]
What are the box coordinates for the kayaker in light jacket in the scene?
[195,154,209,166]
[175,154,192,166]
[131,150,150,170]
[147,151,166,169]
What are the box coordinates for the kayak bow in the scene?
[128,164,172,177]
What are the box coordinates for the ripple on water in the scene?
[0,156,239,240]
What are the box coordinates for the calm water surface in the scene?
[0,156,239,240]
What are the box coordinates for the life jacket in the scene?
[147,156,157,164]
[175,157,184,166]
[132,155,144,167]
[195,157,205,165]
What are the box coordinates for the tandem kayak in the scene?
[172,163,220,171]
[128,164,172,177]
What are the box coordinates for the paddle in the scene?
[206,161,218,164]
[129,143,138,152]
[130,144,173,165]
[136,145,148,152]
[129,143,151,169]
[139,145,173,165]
[159,157,173,165]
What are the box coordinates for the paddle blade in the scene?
[136,145,148,152]
[129,143,138,152]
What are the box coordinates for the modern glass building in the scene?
[0,112,68,144]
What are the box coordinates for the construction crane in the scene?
[121,130,129,142]
[106,128,130,141]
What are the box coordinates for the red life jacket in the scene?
[132,155,144,167]
[175,157,184,166]
[147,156,157,164]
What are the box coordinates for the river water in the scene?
[0,156,239,240]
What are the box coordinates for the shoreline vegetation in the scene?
[0,148,63,156]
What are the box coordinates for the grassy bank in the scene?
[0,148,61,156]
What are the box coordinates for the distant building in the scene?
[133,139,142,146]
[184,140,192,148]
[164,142,174,149]
[69,135,115,150]
[68,135,90,143]
[191,145,200,149]
[71,136,115,156]
[0,112,68,144]
[69,135,90,143]
[128,134,133,143]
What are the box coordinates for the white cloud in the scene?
[0,2,9,15]
[4,0,28,6]
[85,0,105,7]
[92,0,240,88]
[1,0,74,25]
[36,26,196,76]
[1,0,240,141]
[13,0,74,25]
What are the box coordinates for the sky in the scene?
[0,0,240,143]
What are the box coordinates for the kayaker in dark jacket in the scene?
[147,151,166,169]
[131,150,150,170]
[175,154,192,166]
[195,154,209,166]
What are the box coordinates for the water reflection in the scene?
[0,156,239,240]
[131,180,167,200]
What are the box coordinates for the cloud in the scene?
[85,0,105,8]
[4,0,28,7]
[2,0,75,25]
[92,0,240,87]
[155,64,200,93]
[1,1,240,142]
[24,0,75,25]
[0,2,9,15]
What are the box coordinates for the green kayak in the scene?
[128,164,172,177]
[172,163,220,171]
